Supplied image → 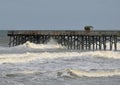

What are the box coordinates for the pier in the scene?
[7,30,120,51]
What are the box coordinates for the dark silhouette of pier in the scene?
[7,30,120,51]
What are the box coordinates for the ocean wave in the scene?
[23,40,65,49]
[21,40,120,50]
[4,70,45,78]
[57,68,120,78]
[3,68,120,78]
[0,40,120,64]
[0,40,120,53]
[0,40,65,54]
[0,50,120,64]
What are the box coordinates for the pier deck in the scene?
[7,30,120,51]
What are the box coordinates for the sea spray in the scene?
[23,38,65,49]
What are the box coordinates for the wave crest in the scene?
[23,41,65,49]
[57,68,120,78]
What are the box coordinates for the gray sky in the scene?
[0,0,120,30]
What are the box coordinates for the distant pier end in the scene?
[7,30,120,51]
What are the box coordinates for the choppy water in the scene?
[0,31,120,85]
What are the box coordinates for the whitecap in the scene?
[57,68,120,78]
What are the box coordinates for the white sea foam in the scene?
[5,70,44,77]
[0,50,120,64]
[0,40,120,78]
[2,67,120,78]
[4,69,120,78]
[0,41,120,64]
[57,68,120,78]
[23,38,65,49]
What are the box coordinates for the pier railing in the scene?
[8,30,120,36]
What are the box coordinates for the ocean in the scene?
[0,30,120,85]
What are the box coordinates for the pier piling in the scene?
[7,30,120,51]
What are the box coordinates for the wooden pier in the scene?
[7,30,120,51]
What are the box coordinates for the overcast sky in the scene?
[0,0,120,30]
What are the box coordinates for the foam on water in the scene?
[57,68,120,78]
[2,69,120,78]
[0,40,120,64]
[23,38,65,49]
[0,50,120,64]
[0,39,120,78]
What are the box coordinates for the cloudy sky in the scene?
[0,0,120,30]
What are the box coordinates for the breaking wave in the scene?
[23,39,65,49]
[57,68,120,78]
[3,68,120,78]
[0,50,120,64]
[0,39,120,78]
[0,40,120,64]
